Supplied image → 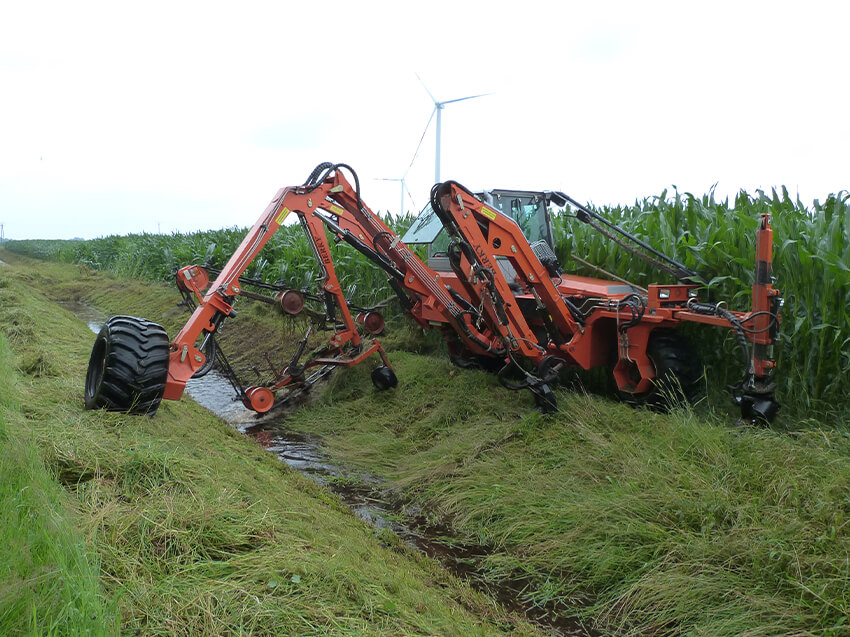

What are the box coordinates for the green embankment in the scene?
[0,327,113,634]
[288,355,850,635]
[4,248,850,635]
[0,251,540,635]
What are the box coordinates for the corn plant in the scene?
[553,187,850,418]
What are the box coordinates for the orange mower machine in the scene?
[85,163,781,424]
[423,180,781,421]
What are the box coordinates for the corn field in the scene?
[7,189,848,422]
[555,187,849,419]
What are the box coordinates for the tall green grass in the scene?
[6,212,417,309]
[0,333,114,634]
[7,188,848,421]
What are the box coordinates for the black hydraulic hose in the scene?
[454,312,506,357]
[191,332,217,378]
[372,231,394,253]
[718,308,751,371]
[478,267,510,326]
[443,244,507,356]
[562,296,587,326]
[388,279,415,311]
[430,182,455,229]
[555,191,702,284]
[616,293,646,332]
[497,360,532,391]
[323,291,337,322]
[302,163,364,225]
[687,299,753,387]
[447,240,510,329]
[446,285,478,313]
[304,162,335,186]
[334,163,363,218]
[314,212,405,281]
[736,310,780,334]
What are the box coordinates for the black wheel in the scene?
[371,365,398,391]
[617,328,705,411]
[84,315,170,415]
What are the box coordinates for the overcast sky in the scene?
[1,1,847,240]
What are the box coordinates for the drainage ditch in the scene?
[75,302,594,636]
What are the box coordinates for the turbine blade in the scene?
[406,107,436,172]
[403,180,417,212]
[415,72,439,104]
[441,92,492,105]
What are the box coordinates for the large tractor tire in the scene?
[618,328,705,411]
[85,315,170,415]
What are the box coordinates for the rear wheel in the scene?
[84,315,170,415]
[617,328,705,411]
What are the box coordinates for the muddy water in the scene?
[74,303,593,636]
[75,307,407,537]
[58,301,108,334]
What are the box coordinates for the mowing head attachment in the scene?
[732,368,779,426]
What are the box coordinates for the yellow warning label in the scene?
[329,204,344,216]
[481,206,497,221]
[275,207,291,225]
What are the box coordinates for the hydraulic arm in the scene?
[165,163,504,413]
[84,162,781,425]
[164,165,398,412]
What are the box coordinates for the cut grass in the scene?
[6,247,850,635]
[0,335,115,635]
[0,251,541,635]
[285,353,850,635]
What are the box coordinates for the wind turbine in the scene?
[375,173,415,216]
[416,74,491,183]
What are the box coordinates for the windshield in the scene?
[486,192,548,245]
[399,189,554,268]
[400,203,442,244]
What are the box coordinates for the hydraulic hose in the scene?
[304,162,335,186]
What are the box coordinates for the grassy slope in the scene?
[0,334,113,635]
[0,251,540,636]
[286,348,850,635]
[6,248,850,635]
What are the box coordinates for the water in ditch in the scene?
[75,302,593,636]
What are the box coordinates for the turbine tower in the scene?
[417,75,490,183]
[376,175,411,216]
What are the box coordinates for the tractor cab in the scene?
[401,189,557,272]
